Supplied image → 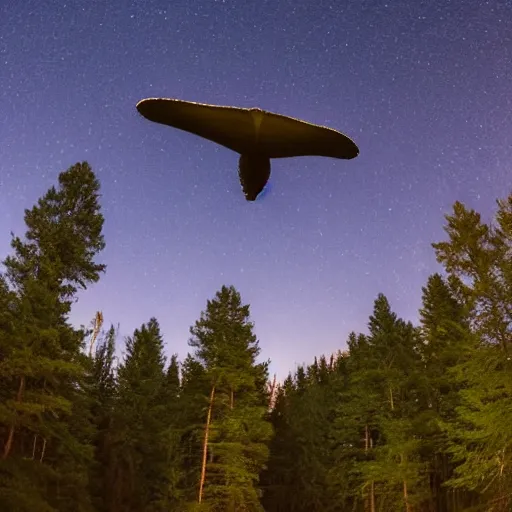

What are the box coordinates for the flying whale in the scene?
[136,97,359,201]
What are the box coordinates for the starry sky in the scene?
[1,0,511,379]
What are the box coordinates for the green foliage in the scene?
[0,162,105,512]
[432,196,512,509]
[87,325,118,512]
[186,285,272,512]
[265,190,512,512]
[1,159,510,512]
[106,318,169,512]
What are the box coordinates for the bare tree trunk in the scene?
[89,311,104,357]
[39,437,47,463]
[198,384,216,504]
[31,434,38,460]
[403,479,411,512]
[230,388,234,410]
[389,385,394,411]
[268,374,277,410]
[3,375,26,459]
[401,453,411,512]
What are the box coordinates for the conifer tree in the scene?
[0,162,105,512]
[260,382,295,511]
[186,285,272,511]
[157,354,184,509]
[337,296,428,511]
[418,273,471,511]
[88,325,118,512]
[107,318,167,512]
[264,364,336,512]
[432,195,512,510]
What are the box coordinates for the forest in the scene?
[0,161,511,512]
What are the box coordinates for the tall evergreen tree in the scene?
[88,325,118,512]
[176,353,212,507]
[418,273,471,512]
[0,162,105,512]
[157,354,184,510]
[260,380,296,512]
[432,195,512,510]
[337,296,428,511]
[186,285,272,511]
[106,318,168,512]
[263,363,336,512]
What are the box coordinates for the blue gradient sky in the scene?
[1,0,510,380]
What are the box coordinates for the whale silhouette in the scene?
[136,98,359,201]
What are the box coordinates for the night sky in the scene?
[1,0,510,379]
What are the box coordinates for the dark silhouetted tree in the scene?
[0,161,105,512]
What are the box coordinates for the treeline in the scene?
[0,162,510,512]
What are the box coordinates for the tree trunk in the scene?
[2,375,25,459]
[89,311,103,357]
[364,424,376,512]
[198,384,216,504]
[31,434,38,460]
[268,374,277,410]
[401,453,411,512]
[39,437,47,463]
[403,479,411,512]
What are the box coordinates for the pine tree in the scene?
[263,364,337,512]
[339,296,428,511]
[186,285,272,511]
[418,273,471,511]
[169,353,210,512]
[322,351,360,511]
[433,197,512,352]
[88,325,118,511]
[106,318,168,512]
[0,274,16,419]
[157,354,184,510]
[260,381,296,511]
[0,162,105,512]
[432,195,512,510]
[329,331,384,512]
